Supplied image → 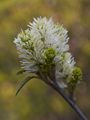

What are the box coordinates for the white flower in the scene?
[14,17,76,86]
[55,52,75,80]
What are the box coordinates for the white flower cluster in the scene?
[14,17,75,84]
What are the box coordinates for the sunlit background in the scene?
[0,0,90,120]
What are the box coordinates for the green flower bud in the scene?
[43,48,56,64]
[67,67,82,99]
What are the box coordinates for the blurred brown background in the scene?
[0,0,90,120]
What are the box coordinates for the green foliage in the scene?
[17,69,26,75]
[16,74,38,95]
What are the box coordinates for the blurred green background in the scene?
[0,0,90,120]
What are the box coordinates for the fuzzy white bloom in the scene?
[55,52,75,80]
[14,17,76,86]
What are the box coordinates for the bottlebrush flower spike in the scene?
[14,17,80,90]
[14,17,87,120]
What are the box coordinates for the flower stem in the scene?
[53,82,87,120]
[39,72,87,120]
